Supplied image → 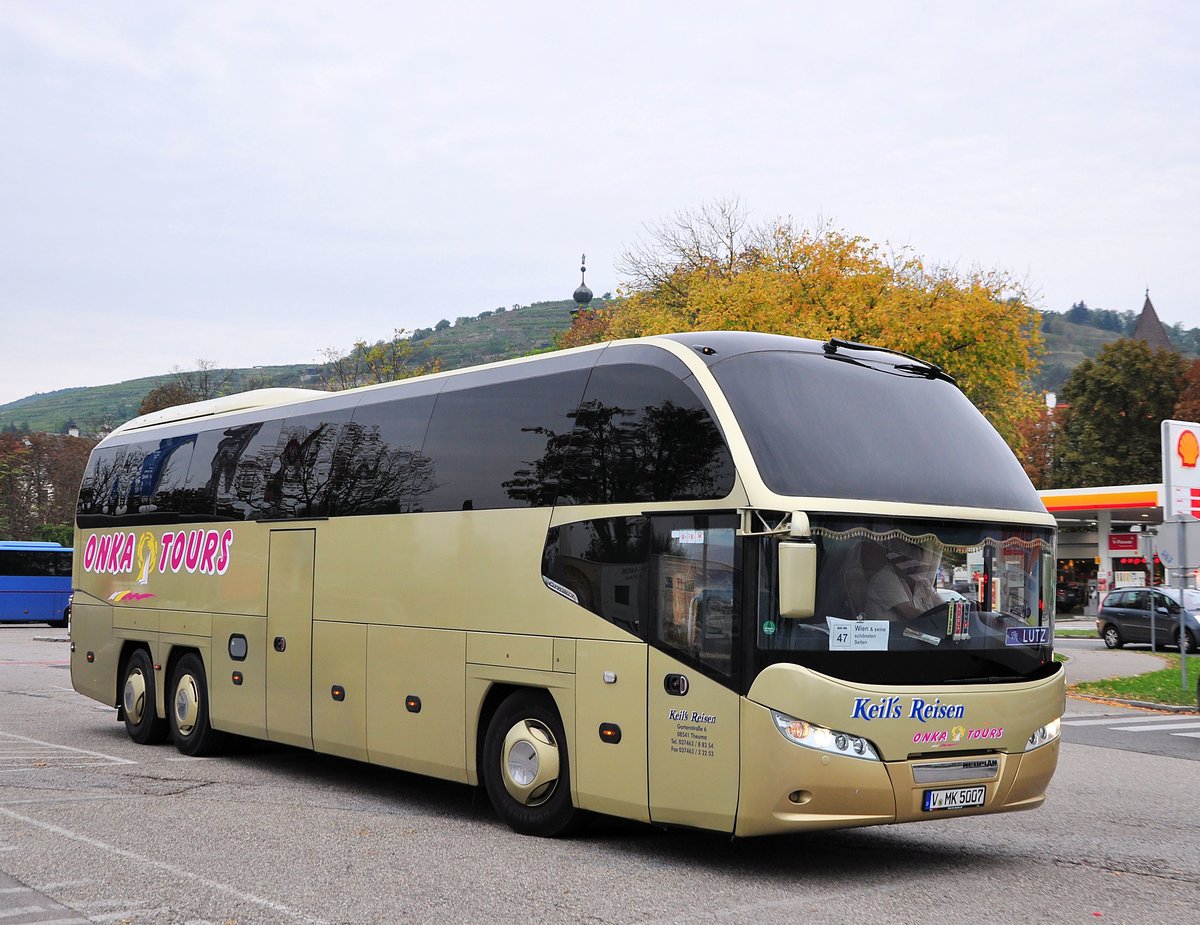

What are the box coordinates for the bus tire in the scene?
[482,690,577,837]
[48,606,69,629]
[121,648,168,745]
[168,653,227,757]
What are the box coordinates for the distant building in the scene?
[1132,290,1172,351]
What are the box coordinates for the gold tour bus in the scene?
[70,332,1063,837]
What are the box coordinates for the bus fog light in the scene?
[1024,718,1061,751]
[771,710,880,761]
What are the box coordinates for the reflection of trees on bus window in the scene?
[507,362,735,507]
[261,412,351,518]
[326,422,437,516]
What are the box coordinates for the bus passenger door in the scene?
[266,529,315,749]
[647,649,740,832]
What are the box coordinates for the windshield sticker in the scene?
[761,620,777,636]
[1006,626,1049,647]
[671,529,705,545]
[827,617,889,650]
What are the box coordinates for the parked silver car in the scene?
[1096,586,1200,653]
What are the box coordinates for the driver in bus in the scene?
[853,538,943,621]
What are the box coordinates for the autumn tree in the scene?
[1047,339,1186,488]
[319,329,441,391]
[558,200,1043,447]
[1016,403,1057,488]
[1173,358,1200,422]
[0,432,97,540]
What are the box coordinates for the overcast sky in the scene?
[1,2,1197,407]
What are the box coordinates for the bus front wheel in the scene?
[168,653,227,757]
[483,691,577,837]
[121,648,168,745]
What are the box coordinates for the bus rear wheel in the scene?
[121,648,168,745]
[168,653,227,757]
[483,691,577,837]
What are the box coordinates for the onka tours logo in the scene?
[81,528,234,602]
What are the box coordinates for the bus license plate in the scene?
[922,786,986,812]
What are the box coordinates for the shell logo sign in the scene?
[81,528,235,602]
[1177,429,1199,468]
[1162,420,1200,520]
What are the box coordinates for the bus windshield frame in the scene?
[749,515,1057,686]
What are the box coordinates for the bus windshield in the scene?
[709,348,1047,512]
[754,516,1056,686]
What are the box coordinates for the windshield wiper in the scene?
[822,337,956,385]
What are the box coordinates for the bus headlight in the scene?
[770,710,880,761]
[1024,718,1061,751]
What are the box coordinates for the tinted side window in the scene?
[78,445,121,524]
[183,422,272,520]
[0,550,72,577]
[259,409,353,519]
[139,435,198,519]
[542,516,651,638]
[334,394,438,515]
[77,443,151,526]
[208,420,283,521]
[420,369,590,512]
[542,513,740,683]
[557,362,734,505]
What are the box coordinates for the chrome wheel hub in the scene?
[501,719,560,806]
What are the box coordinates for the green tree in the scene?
[1049,339,1186,488]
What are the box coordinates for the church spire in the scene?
[1132,289,1171,351]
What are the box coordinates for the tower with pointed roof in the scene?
[1132,290,1172,351]
[570,253,593,316]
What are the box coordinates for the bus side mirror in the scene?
[778,542,816,618]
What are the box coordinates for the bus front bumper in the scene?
[734,699,1060,837]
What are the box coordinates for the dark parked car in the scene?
[1056,582,1082,613]
[1097,586,1200,653]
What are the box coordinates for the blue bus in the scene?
[0,542,73,628]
